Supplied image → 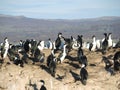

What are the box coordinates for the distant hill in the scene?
[0,14,120,42]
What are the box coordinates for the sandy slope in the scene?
[0,48,120,90]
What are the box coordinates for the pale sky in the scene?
[0,0,120,19]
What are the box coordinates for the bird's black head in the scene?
[40,80,45,85]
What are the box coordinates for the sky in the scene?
[0,0,120,19]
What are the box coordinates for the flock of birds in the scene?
[0,32,120,88]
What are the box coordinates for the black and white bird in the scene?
[115,39,120,48]
[49,56,57,77]
[85,42,90,50]
[45,38,53,49]
[13,55,24,67]
[19,40,24,47]
[101,33,108,54]
[23,39,31,53]
[80,55,88,67]
[8,44,24,67]
[30,39,37,56]
[96,39,101,50]
[71,36,80,50]
[0,43,4,61]
[77,35,83,48]
[78,45,88,67]
[90,35,102,51]
[37,40,45,52]
[108,33,113,49]
[47,42,57,77]
[47,48,55,67]
[90,35,97,51]
[113,51,120,71]
[7,44,17,61]
[0,43,2,54]
[55,32,65,52]
[40,80,47,90]
[57,44,67,63]
[1,37,9,61]
[102,56,114,75]
[77,46,84,63]
[33,44,45,64]
[80,64,88,85]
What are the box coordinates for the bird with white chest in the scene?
[91,35,97,51]
[57,44,67,63]
[108,33,113,48]
[1,37,9,60]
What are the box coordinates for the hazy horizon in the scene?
[1,13,120,20]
